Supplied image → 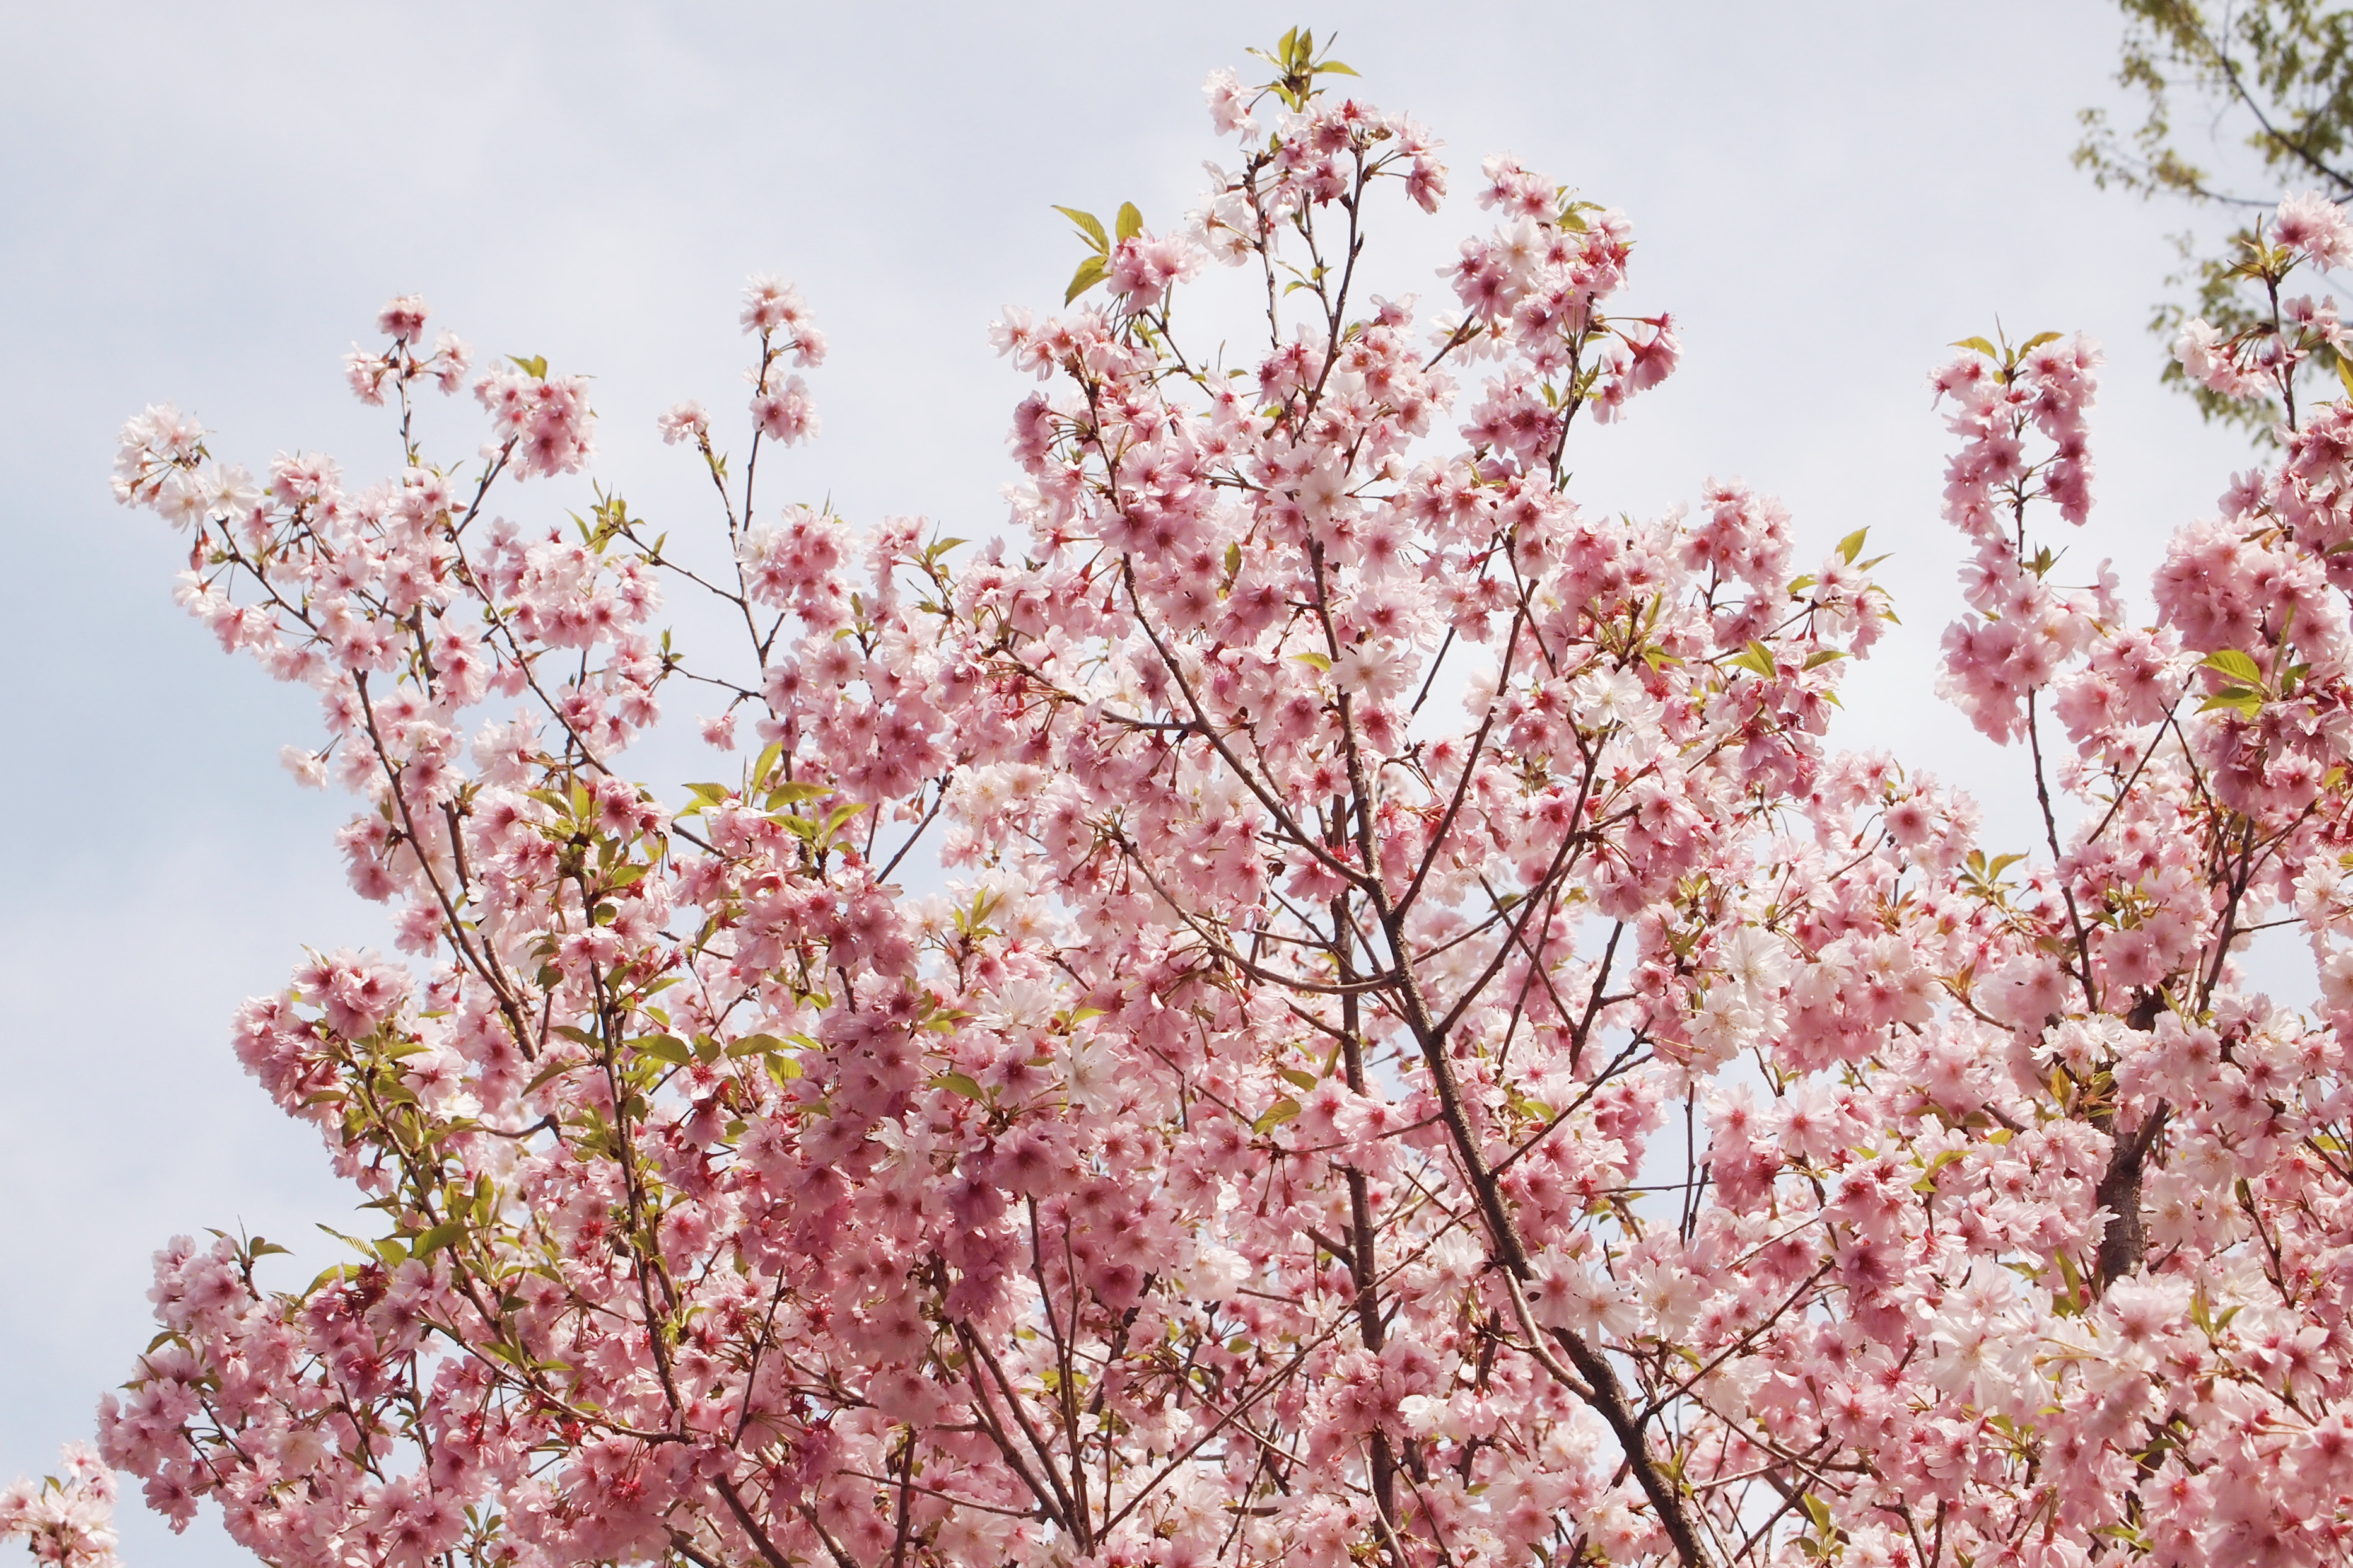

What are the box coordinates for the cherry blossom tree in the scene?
[42,27,2353,1568]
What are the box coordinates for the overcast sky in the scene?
[0,4,2273,1562]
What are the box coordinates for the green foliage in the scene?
[1053,202,1145,303]
[2080,1,2353,438]
[1245,26,1357,112]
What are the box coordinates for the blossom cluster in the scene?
[1929,330,2106,741]
[2172,190,2352,417]
[37,44,2353,1568]
[343,294,472,408]
[1,1448,119,1568]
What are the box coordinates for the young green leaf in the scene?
[2198,687,2264,717]
[1253,1097,1301,1134]
[933,1071,988,1102]
[1065,255,1108,305]
[2200,648,2264,688]
[1053,206,1109,253]
[629,1033,693,1067]
[414,1219,467,1259]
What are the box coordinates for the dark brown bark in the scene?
[2093,1104,2170,1292]
[2092,992,2171,1294]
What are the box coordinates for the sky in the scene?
[0,3,2278,1562]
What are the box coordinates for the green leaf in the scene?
[1116,202,1144,242]
[316,1223,378,1260]
[2335,352,2353,402]
[2198,688,2264,717]
[1253,1097,1301,1135]
[520,1059,575,1100]
[631,1033,692,1067]
[1951,336,2000,360]
[1836,527,1869,563]
[1316,59,1359,78]
[1276,1066,1320,1093]
[479,1338,538,1370]
[2200,648,2264,687]
[1065,255,1109,306]
[506,353,549,379]
[1728,641,1778,678]
[933,1071,988,1103]
[1053,206,1109,253]
[2053,1248,2086,1316]
[300,1265,351,1298]
[414,1220,467,1259]
[1292,650,1332,673]
[767,780,831,806]
[2018,330,2064,354]
[725,1033,786,1059]
[1802,649,1848,670]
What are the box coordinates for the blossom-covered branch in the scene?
[47,30,2353,1568]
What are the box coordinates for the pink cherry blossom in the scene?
[2276,189,2353,269]
[1,1446,119,1568]
[66,44,2353,1568]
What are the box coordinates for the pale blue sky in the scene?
[0,4,2265,1562]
